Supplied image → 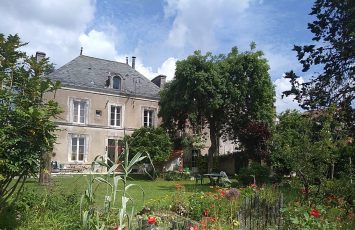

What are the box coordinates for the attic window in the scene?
[112,76,121,89]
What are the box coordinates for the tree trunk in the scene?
[39,152,51,185]
[208,123,219,173]
[331,163,334,179]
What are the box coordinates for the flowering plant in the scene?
[281,204,338,229]
[147,216,157,225]
[310,208,320,218]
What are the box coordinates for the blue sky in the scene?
[0,0,315,112]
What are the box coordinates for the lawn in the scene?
[0,174,214,229]
[29,174,212,207]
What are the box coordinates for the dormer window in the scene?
[112,76,121,89]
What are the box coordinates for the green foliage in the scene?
[0,34,61,210]
[125,127,172,167]
[282,204,340,230]
[164,171,190,181]
[80,142,148,230]
[159,46,275,171]
[283,0,355,111]
[238,162,270,186]
[271,108,352,194]
[0,187,81,229]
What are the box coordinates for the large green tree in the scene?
[283,0,355,111]
[0,34,61,210]
[159,51,227,172]
[222,46,275,163]
[159,46,275,172]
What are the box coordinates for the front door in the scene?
[107,139,123,170]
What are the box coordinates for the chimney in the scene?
[151,75,167,88]
[35,51,46,63]
[80,47,83,55]
[132,56,136,69]
[126,57,128,65]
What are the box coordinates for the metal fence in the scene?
[236,193,284,230]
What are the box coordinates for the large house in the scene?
[46,53,166,170]
[45,52,237,173]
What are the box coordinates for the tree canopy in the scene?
[124,127,172,167]
[283,0,355,110]
[272,108,354,194]
[0,34,61,210]
[159,45,275,171]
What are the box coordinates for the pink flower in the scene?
[147,216,157,224]
[310,208,320,218]
[250,183,257,187]
[113,224,118,230]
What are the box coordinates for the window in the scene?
[73,100,87,124]
[143,109,154,127]
[96,110,102,117]
[112,76,121,89]
[71,135,86,162]
[110,105,121,127]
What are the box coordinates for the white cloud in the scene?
[134,57,177,81]
[274,77,303,113]
[79,30,118,60]
[157,57,177,81]
[164,0,251,50]
[0,0,95,66]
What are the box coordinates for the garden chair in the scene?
[219,171,231,187]
[195,174,204,185]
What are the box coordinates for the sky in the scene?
[0,0,316,113]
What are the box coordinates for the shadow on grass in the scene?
[0,205,21,229]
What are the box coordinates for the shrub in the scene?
[125,127,172,168]
[164,171,190,181]
[238,162,270,185]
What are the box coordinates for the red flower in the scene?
[147,216,157,224]
[220,190,226,197]
[203,209,209,216]
[188,225,198,230]
[113,223,118,230]
[310,208,320,218]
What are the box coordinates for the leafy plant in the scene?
[238,162,270,186]
[80,142,150,230]
[164,171,190,181]
[124,127,172,170]
[0,33,61,211]
[282,204,339,230]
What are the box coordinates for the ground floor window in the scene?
[107,139,124,167]
[70,134,86,162]
[143,109,155,127]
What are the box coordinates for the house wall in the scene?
[46,87,160,166]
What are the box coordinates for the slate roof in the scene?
[47,55,160,100]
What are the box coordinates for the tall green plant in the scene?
[80,142,152,230]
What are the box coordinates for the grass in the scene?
[27,174,212,207]
[0,174,215,229]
